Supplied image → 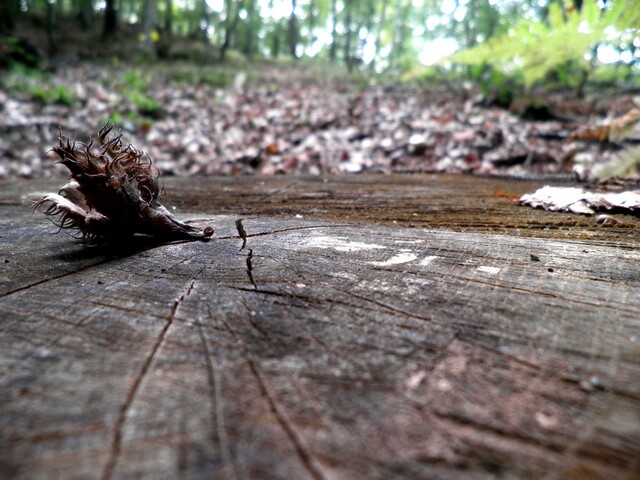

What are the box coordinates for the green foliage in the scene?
[0,64,49,92]
[168,64,233,88]
[0,36,40,69]
[29,85,74,106]
[0,64,74,106]
[123,90,161,117]
[449,0,640,88]
[113,68,162,121]
[122,69,148,91]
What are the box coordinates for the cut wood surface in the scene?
[1,174,639,480]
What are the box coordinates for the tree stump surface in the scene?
[1,174,639,480]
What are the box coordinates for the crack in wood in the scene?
[433,410,635,474]
[212,223,354,242]
[238,298,279,342]
[245,249,257,290]
[0,258,114,299]
[218,315,327,480]
[226,285,321,305]
[327,284,440,327]
[198,308,239,480]
[427,269,640,315]
[434,410,567,455]
[235,218,248,251]
[101,277,198,480]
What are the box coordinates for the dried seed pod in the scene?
[35,124,214,241]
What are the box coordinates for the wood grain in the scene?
[1,175,639,479]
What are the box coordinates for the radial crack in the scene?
[101,278,197,480]
[235,218,248,251]
[219,316,326,480]
[246,249,257,290]
[199,309,238,480]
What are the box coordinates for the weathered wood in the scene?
[1,174,639,480]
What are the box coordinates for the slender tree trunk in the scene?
[389,0,410,69]
[75,0,94,31]
[103,0,118,39]
[220,0,245,61]
[0,0,18,34]
[343,0,353,71]
[307,0,316,39]
[242,0,256,56]
[371,0,388,71]
[288,0,298,58]
[329,0,338,62]
[46,0,57,54]
[200,0,210,43]
[164,0,173,36]
[140,0,157,54]
[271,21,282,58]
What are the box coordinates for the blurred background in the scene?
[1,0,640,180]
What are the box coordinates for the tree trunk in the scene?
[241,0,257,57]
[219,0,245,61]
[103,0,118,39]
[389,0,410,69]
[199,0,210,43]
[0,0,18,34]
[164,0,173,35]
[288,0,298,58]
[140,0,157,55]
[270,21,282,58]
[371,0,388,71]
[343,0,353,71]
[46,0,57,54]
[329,0,338,62]
[75,0,94,31]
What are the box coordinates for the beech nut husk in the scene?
[35,124,213,241]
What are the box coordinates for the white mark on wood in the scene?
[420,255,439,266]
[477,266,501,275]
[534,412,558,429]
[370,252,418,266]
[304,235,386,252]
[395,239,424,244]
[436,379,452,391]
[406,371,427,390]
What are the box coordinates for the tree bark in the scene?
[0,0,18,34]
[103,0,118,39]
[288,0,298,59]
[343,0,353,71]
[371,0,388,71]
[199,0,210,43]
[329,0,338,62]
[46,0,57,54]
[140,0,157,54]
[219,0,245,61]
[164,0,173,35]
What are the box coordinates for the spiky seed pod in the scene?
[35,124,214,241]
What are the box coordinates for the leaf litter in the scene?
[3,63,640,220]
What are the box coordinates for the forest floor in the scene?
[1,60,639,181]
